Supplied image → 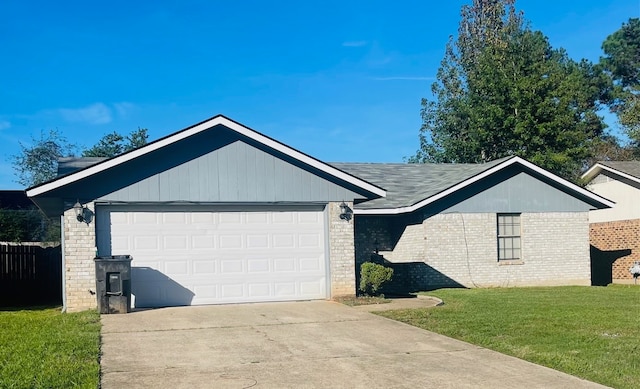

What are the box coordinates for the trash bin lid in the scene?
[94,255,132,261]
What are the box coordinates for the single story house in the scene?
[26,115,613,312]
[582,161,640,283]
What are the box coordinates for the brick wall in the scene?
[63,202,98,312]
[355,212,592,291]
[590,219,639,282]
[328,201,356,297]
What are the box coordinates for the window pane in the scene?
[497,214,521,260]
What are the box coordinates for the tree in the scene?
[12,130,77,188]
[13,128,149,187]
[82,128,148,158]
[601,18,640,146]
[411,0,608,181]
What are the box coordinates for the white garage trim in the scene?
[96,204,329,307]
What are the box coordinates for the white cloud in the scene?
[113,102,136,118]
[0,120,10,130]
[342,40,368,47]
[372,76,436,81]
[58,103,112,125]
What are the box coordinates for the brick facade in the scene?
[590,219,639,282]
[327,201,356,297]
[63,202,98,312]
[355,212,591,292]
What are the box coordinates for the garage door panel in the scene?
[97,206,328,307]
[192,260,216,274]
[219,234,242,249]
[246,234,269,248]
[163,235,188,250]
[220,259,244,274]
[274,282,295,296]
[273,235,295,248]
[191,235,216,249]
[247,258,270,272]
[248,283,270,297]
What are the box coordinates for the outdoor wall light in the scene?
[73,200,90,223]
[339,201,353,221]
[630,262,640,285]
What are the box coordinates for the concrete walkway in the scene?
[100,300,608,389]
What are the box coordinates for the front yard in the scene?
[0,307,100,389]
[379,285,640,389]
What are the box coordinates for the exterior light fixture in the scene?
[73,200,88,223]
[630,262,640,285]
[339,201,352,221]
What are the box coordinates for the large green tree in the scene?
[12,130,78,188]
[411,0,608,181]
[601,18,640,147]
[12,128,149,188]
[82,128,148,158]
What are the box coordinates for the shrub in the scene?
[359,262,393,296]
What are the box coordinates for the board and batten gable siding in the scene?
[427,170,595,216]
[99,138,363,203]
[587,171,640,223]
[32,125,372,214]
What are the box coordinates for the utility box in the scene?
[94,255,132,314]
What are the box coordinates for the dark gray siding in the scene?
[438,172,593,213]
[98,140,361,203]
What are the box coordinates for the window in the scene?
[497,214,521,261]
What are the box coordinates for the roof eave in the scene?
[582,163,640,186]
[354,156,614,215]
[26,115,386,199]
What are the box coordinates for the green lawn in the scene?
[0,307,101,389]
[379,285,640,389]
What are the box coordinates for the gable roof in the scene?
[334,156,614,215]
[26,115,386,199]
[582,161,640,184]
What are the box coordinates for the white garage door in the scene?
[95,205,328,307]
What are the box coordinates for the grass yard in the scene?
[0,307,101,389]
[379,285,640,389]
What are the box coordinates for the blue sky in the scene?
[0,0,638,189]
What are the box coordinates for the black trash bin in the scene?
[94,255,132,314]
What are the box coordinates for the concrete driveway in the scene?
[100,301,607,389]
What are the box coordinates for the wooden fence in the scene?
[0,243,62,307]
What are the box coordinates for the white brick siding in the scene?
[376,212,591,288]
[328,201,356,297]
[63,202,98,312]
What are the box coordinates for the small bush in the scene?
[359,262,393,296]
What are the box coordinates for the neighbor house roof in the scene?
[57,157,108,177]
[582,161,640,184]
[334,156,614,215]
[26,115,387,199]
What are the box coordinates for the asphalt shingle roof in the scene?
[57,157,108,177]
[597,160,640,180]
[331,157,510,209]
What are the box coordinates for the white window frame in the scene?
[497,213,521,261]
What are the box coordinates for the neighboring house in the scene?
[582,161,640,284]
[26,115,612,312]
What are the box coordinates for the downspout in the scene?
[60,214,67,313]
